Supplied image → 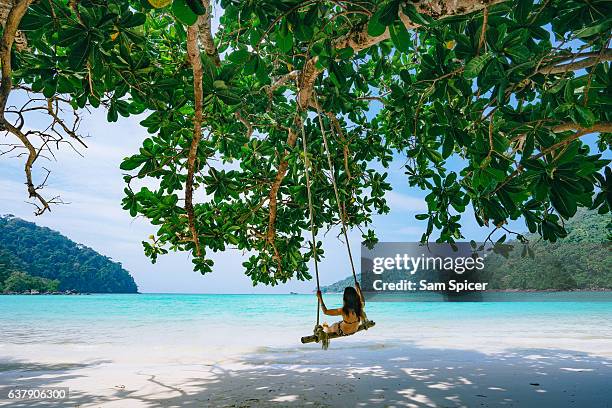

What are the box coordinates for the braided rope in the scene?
[299,113,321,326]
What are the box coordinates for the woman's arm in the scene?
[317,290,342,316]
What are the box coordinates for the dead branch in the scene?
[0,0,53,214]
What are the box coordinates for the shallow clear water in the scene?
[1,293,611,357]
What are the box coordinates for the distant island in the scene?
[323,209,611,293]
[0,215,138,294]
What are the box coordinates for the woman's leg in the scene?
[325,322,341,334]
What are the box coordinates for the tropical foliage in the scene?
[484,208,612,290]
[0,215,138,293]
[0,247,60,293]
[1,271,60,293]
[1,0,610,285]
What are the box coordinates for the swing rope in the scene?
[313,92,358,288]
[299,112,321,326]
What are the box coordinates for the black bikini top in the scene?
[342,311,360,325]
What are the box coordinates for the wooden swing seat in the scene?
[300,320,376,344]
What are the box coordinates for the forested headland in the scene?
[324,209,611,292]
[483,209,611,290]
[0,215,138,294]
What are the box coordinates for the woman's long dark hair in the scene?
[342,286,363,319]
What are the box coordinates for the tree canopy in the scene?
[1,0,611,285]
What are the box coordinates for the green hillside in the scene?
[483,209,611,290]
[0,215,138,293]
[323,209,611,292]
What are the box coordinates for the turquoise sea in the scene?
[1,293,612,355]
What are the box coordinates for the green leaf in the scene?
[120,155,146,171]
[505,45,530,62]
[186,0,207,15]
[533,176,549,201]
[243,55,259,75]
[389,23,411,53]
[68,39,91,69]
[574,105,596,127]
[215,89,241,105]
[379,1,401,26]
[442,134,454,158]
[122,12,147,28]
[57,27,85,47]
[42,78,57,98]
[107,105,119,122]
[172,0,198,26]
[367,15,386,37]
[550,188,577,218]
[564,80,575,103]
[514,0,532,23]
[401,3,431,26]
[228,49,250,64]
[336,47,354,60]
[294,20,314,41]
[463,53,492,79]
[276,30,293,53]
[575,20,612,39]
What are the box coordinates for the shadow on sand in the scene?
[1,343,611,407]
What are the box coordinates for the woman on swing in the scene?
[316,283,365,336]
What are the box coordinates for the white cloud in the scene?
[386,191,427,212]
[395,226,424,236]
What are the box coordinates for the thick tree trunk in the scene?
[0,0,28,51]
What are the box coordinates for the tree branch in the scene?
[539,49,612,74]
[197,1,220,67]
[326,112,352,179]
[266,70,299,96]
[185,21,204,257]
[265,59,320,249]
[491,122,612,196]
[235,110,253,138]
[0,0,52,215]
[333,0,508,52]
[539,122,612,159]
